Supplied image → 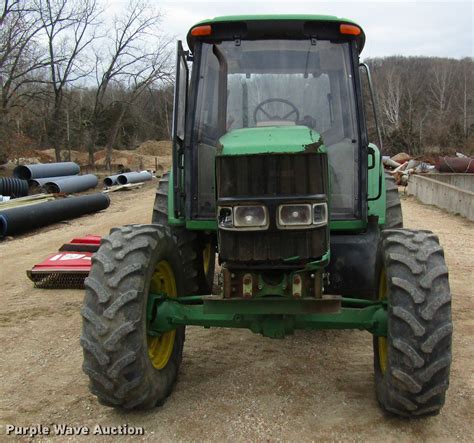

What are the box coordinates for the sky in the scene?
[108,0,473,59]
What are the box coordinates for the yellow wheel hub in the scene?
[147,260,177,370]
[203,243,212,276]
[378,268,388,374]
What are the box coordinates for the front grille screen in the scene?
[217,152,328,197]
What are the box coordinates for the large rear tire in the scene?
[374,229,452,417]
[384,174,403,229]
[152,172,216,294]
[81,224,198,409]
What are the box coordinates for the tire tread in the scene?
[375,229,452,417]
[81,224,199,409]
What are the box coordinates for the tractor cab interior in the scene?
[191,38,361,220]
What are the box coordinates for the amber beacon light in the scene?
[339,23,361,36]
[191,25,212,36]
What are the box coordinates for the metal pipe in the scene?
[0,193,110,237]
[29,175,78,187]
[116,171,152,185]
[103,174,121,187]
[43,174,98,194]
[13,162,80,180]
[0,177,29,198]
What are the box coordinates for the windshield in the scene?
[193,39,360,219]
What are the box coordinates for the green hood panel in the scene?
[218,126,325,156]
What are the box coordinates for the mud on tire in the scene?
[80,224,198,409]
[374,229,452,417]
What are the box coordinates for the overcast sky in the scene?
[108,1,473,59]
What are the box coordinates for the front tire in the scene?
[152,172,216,294]
[374,229,452,417]
[81,224,198,409]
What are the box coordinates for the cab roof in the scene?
[187,14,365,53]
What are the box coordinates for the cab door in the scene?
[172,41,189,217]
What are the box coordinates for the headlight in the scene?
[278,204,312,227]
[313,202,328,226]
[277,202,328,229]
[217,206,233,229]
[234,205,268,228]
[218,205,269,230]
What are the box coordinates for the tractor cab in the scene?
[175,16,367,225]
[171,16,377,297]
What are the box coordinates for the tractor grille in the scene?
[216,152,329,264]
[217,152,328,197]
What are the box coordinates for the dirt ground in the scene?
[0,186,472,442]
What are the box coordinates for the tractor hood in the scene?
[217,126,325,156]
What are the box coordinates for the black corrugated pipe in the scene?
[117,171,152,185]
[0,193,110,238]
[43,174,98,193]
[13,162,80,180]
[0,177,29,198]
[103,174,121,187]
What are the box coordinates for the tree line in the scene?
[1,1,473,166]
[365,56,473,156]
[1,0,173,166]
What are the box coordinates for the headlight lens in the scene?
[234,205,268,229]
[218,205,269,230]
[278,204,312,227]
[278,202,328,229]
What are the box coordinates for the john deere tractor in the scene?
[81,15,452,417]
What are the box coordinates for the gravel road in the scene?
[0,184,472,442]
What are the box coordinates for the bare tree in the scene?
[0,1,49,136]
[1,0,28,25]
[87,0,172,168]
[458,58,473,139]
[429,59,454,122]
[104,46,173,166]
[379,66,402,130]
[37,0,100,161]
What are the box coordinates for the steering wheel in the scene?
[253,98,300,124]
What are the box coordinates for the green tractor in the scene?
[81,15,452,417]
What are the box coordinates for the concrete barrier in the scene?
[424,173,474,192]
[407,174,474,221]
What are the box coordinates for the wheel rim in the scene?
[378,268,388,374]
[203,243,212,276]
[147,260,177,370]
